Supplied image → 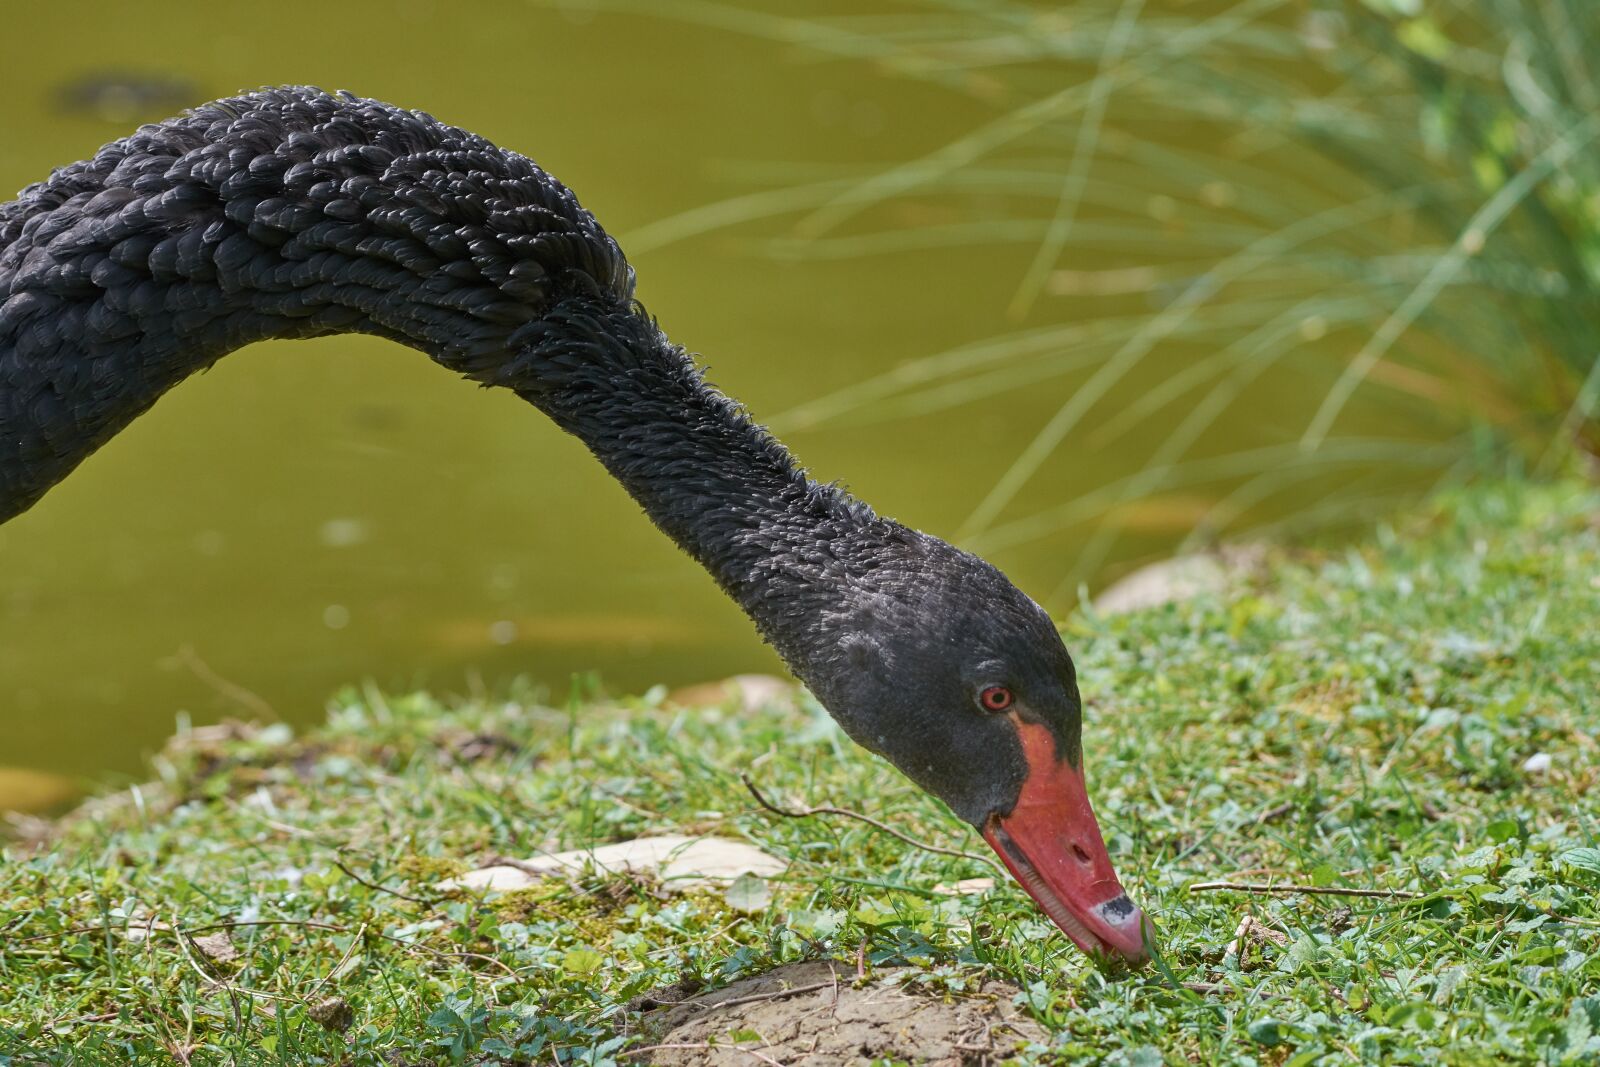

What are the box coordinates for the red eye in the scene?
[978,686,1013,712]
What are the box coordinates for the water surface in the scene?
[0,1,1455,779]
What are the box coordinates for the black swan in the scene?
[0,87,1150,963]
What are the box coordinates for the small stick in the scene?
[51,1011,120,1027]
[171,921,289,1022]
[698,980,834,1011]
[374,932,519,979]
[16,918,339,944]
[480,855,549,879]
[16,916,518,978]
[1251,802,1295,826]
[332,856,437,906]
[1189,881,1421,899]
[1224,914,1254,960]
[741,774,998,872]
[307,921,367,999]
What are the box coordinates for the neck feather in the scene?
[510,297,877,629]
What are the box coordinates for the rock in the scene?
[1523,752,1553,774]
[439,835,786,895]
[1094,544,1266,615]
[307,996,353,1032]
[636,960,1043,1065]
[191,932,239,964]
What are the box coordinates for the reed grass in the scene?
[604,0,1600,589]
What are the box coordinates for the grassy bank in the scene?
[4,480,1599,1065]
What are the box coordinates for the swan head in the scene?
[777,527,1153,966]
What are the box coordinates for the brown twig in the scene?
[369,930,518,978]
[51,1011,121,1027]
[332,856,437,906]
[307,921,367,999]
[171,919,289,1032]
[1224,914,1255,960]
[741,774,998,873]
[18,917,342,944]
[1251,802,1295,826]
[1189,881,1421,899]
[699,980,835,1011]
[17,916,517,978]
[480,855,549,879]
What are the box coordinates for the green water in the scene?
[0,1,1457,781]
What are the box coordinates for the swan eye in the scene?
[978,685,1013,712]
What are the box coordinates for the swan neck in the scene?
[518,302,872,622]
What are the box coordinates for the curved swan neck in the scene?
[0,88,1151,964]
[0,86,876,643]
[514,296,875,618]
[0,87,633,521]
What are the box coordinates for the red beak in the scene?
[981,719,1152,965]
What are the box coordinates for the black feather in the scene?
[0,85,1093,842]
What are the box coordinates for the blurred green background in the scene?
[2,0,1595,780]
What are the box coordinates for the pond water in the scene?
[0,1,1460,783]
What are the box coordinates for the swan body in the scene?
[0,88,1148,963]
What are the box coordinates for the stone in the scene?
[439,835,786,894]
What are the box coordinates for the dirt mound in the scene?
[636,960,1043,1066]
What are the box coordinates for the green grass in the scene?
[4,479,1600,1065]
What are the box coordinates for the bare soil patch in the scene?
[635,960,1043,1066]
